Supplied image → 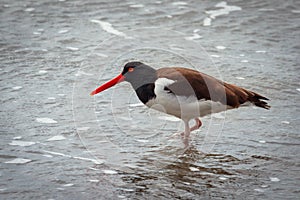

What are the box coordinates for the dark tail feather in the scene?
[246,92,270,109]
[223,83,270,109]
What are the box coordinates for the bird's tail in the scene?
[239,87,270,109]
[224,83,270,109]
[246,91,270,109]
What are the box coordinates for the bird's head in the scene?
[90,61,157,96]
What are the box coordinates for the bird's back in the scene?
[157,67,270,109]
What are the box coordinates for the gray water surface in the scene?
[1,0,299,199]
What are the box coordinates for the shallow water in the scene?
[1,0,299,199]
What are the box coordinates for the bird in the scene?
[90,61,270,146]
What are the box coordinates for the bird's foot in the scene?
[169,132,190,147]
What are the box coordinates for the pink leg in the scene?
[180,118,202,136]
[170,118,202,139]
[189,118,202,132]
[183,120,190,147]
[183,120,191,138]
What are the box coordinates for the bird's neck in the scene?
[135,83,156,104]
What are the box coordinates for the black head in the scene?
[121,61,148,74]
[121,61,157,89]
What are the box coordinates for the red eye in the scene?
[128,67,134,72]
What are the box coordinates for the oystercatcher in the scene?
[91,61,270,145]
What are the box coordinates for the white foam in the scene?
[33,31,42,35]
[185,33,202,41]
[77,156,103,164]
[219,176,227,180]
[89,179,100,183]
[36,118,58,124]
[24,8,35,12]
[14,48,29,53]
[215,45,226,50]
[58,29,69,34]
[48,97,56,100]
[136,139,149,143]
[211,54,220,58]
[254,188,265,193]
[43,150,70,157]
[47,135,66,141]
[129,4,144,8]
[12,86,22,91]
[38,70,48,74]
[90,19,129,38]
[255,50,266,53]
[296,88,300,92]
[43,150,103,165]
[42,154,53,158]
[258,8,275,12]
[66,47,79,51]
[291,10,300,14]
[258,140,266,144]
[281,121,290,124]
[77,127,90,131]
[89,167,100,171]
[189,167,200,172]
[166,15,173,18]
[172,2,188,6]
[206,2,242,19]
[9,140,36,147]
[102,169,118,175]
[269,177,280,182]
[75,71,93,77]
[235,76,245,80]
[63,183,74,187]
[5,158,32,164]
[261,185,269,188]
[241,60,249,63]
[95,53,108,58]
[203,17,212,26]
[170,46,183,51]
[122,188,135,192]
[204,2,241,26]
[13,136,22,140]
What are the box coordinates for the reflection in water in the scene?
[116,144,277,198]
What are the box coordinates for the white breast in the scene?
[145,78,232,121]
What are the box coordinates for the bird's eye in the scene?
[128,67,134,72]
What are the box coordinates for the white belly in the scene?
[145,78,232,121]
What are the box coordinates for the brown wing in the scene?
[157,67,270,109]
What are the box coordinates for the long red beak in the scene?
[90,74,125,96]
